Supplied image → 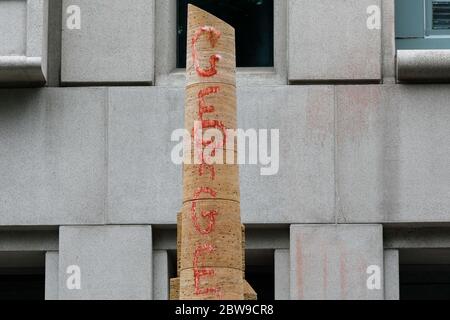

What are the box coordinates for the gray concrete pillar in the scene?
[45,251,59,300]
[382,0,396,82]
[153,250,169,300]
[274,249,290,300]
[384,249,400,300]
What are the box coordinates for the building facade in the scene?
[0,0,449,300]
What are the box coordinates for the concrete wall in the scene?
[0,0,449,301]
[1,85,449,226]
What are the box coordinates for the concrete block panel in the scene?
[45,251,59,300]
[0,0,48,86]
[107,87,183,224]
[275,249,290,300]
[239,86,335,224]
[107,86,335,225]
[290,225,384,300]
[61,0,154,84]
[337,85,450,223]
[58,226,153,300]
[0,88,106,225]
[384,249,399,300]
[288,0,381,82]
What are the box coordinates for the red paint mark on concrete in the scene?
[305,90,333,145]
[339,248,347,300]
[191,187,218,235]
[338,86,381,141]
[192,26,222,77]
[193,243,220,296]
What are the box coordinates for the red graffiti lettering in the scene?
[199,164,216,181]
[193,244,221,296]
[191,187,218,235]
[198,86,219,118]
[192,26,222,77]
[191,86,227,180]
[194,86,227,148]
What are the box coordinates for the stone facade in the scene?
[0,0,449,300]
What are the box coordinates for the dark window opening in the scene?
[176,0,274,68]
[0,252,45,301]
[245,250,274,300]
[400,249,450,300]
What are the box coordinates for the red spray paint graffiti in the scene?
[189,24,229,299]
[193,244,221,296]
[191,187,218,235]
[192,26,222,77]
[192,86,227,180]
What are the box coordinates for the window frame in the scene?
[395,0,450,49]
[425,0,450,37]
[154,0,287,86]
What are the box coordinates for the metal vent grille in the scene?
[432,1,450,30]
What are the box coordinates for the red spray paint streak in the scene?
[192,26,222,78]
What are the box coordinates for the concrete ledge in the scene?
[0,56,45,85]
[0,230,58,251]
[397,50,450,82]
